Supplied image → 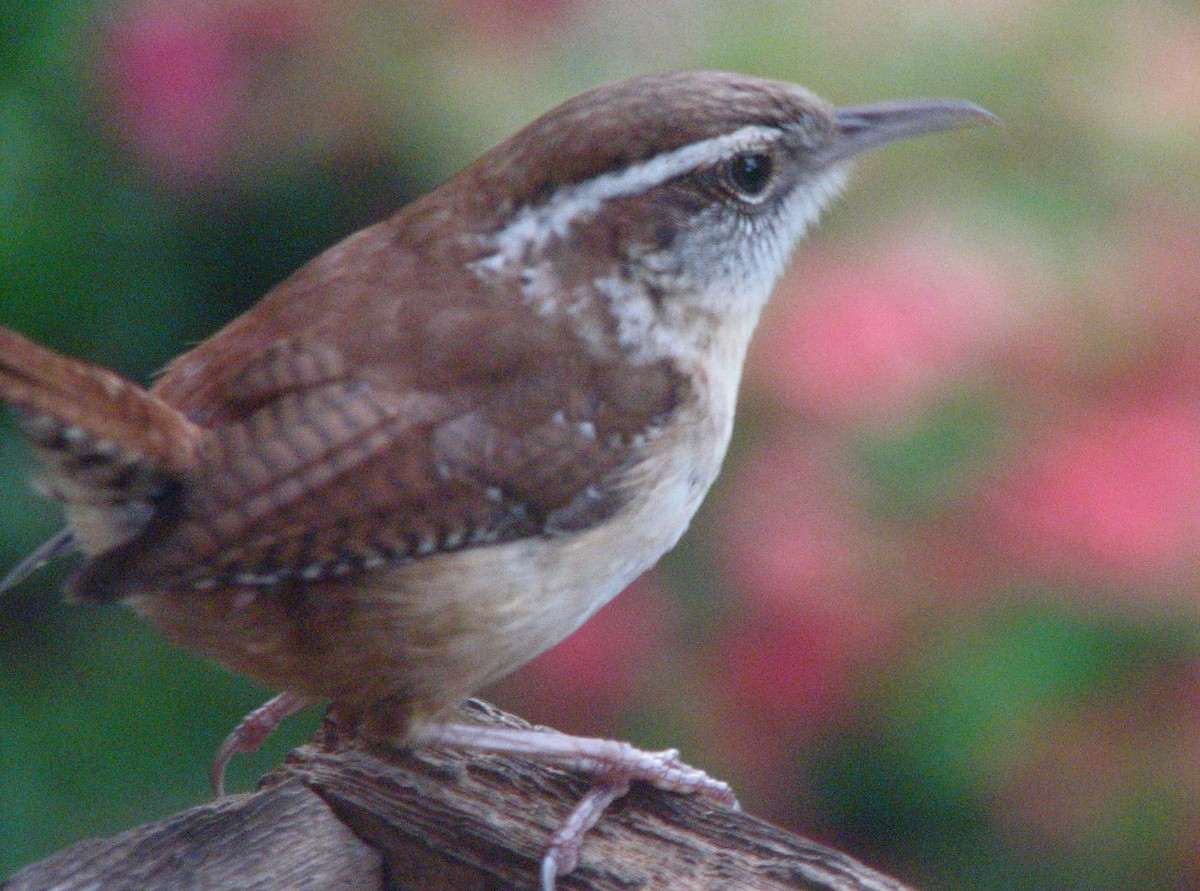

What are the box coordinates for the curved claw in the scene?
[540,770,631,890]
[414,721,739,888]
[210,692,310,795]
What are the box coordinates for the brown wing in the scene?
[71,315,683,599]
[61,207,685,599]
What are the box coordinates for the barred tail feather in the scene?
[0,325,201,560]
[0,326,199,471]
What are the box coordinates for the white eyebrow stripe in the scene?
[477,124,781,273]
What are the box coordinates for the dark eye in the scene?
[726,152,773,199]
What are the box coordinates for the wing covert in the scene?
[85,329,684,595]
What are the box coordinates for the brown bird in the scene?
[1,70,991,887]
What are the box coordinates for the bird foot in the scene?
[412,721,739,890]
[210,691,311,795]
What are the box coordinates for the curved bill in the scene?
[825,99,997,164]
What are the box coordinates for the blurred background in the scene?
[1,0,1199,888]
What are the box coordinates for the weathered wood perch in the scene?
[4,700,917,891]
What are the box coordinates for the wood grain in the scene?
[4,702,918,891]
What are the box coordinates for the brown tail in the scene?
[0,325,201,559]
[0,326,199,470]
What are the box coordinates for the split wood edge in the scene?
[4,700,919,891]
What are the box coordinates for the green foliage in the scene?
[815,603,1197,889]
[854,393,1005,519]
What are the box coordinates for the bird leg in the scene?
[411,721,740,890]
[210,691,311,795]
[212,700,737,888]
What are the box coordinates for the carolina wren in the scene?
[1,71,990,887]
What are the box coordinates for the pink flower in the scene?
[985,398,1200,580]
[700,581,898,794]
[1117,198,1200,326]
[711,437,898,733]
[100,1,244,183]
[718,437,862,611]
[99,0,316,187]
[710,601,888,729]
[751,233,1014,424]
